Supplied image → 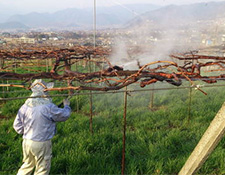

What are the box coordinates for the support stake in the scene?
[76,62,79,112]
[179,101,225,175]
[122,86,128,175]
[89,61,93,134]
[149,84,154,109]
[188,87,192,122]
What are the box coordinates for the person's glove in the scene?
[63,99,70,106]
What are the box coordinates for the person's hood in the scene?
[25,79,54,107]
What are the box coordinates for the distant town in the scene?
[0,22,225,51]
[1,1,225,58]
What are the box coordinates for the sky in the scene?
[0,0,225,14]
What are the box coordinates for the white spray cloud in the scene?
[109,9,217,70]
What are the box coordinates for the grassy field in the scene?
[1,82,225,174]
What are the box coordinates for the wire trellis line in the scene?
[1,84,225,101]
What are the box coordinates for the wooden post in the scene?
[2,80,5,97]
[46,59,49,72]
[121,86,128,175]
[179,101,225,175]
[89,90,93,134]
[75,61,79,112]
[50,58,53,67]
[102,61,104,70]
[0,57,4,69]
[94,62,96,72]
[89,61,93,134]
[14,58,17,73]
[149,84,154,109]
[6,80,9,91]
[188,87,192,122]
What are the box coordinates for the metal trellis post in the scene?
[149,84,155,109]
[188,87,192,122]
[89,61,93,134]
[122,86,128,175]
[75,61,79,112]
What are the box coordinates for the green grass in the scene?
[1,83,225,174]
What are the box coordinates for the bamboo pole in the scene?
[0,84,26,88]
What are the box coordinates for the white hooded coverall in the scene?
[13,79,71,175]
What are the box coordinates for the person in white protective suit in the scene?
[13,79,71,175]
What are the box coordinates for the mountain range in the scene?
[0,22,29,30]
[2,4,160,30]
[1,1,225,30]
[128,1,225,29]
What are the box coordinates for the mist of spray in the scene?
[109,5,220,70]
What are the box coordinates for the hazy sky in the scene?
[0,0,225,14]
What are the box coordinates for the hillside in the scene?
[127,1,225,28]
[0,21,29,30]
[7,4,160,29]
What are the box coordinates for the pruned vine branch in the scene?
[1,48,225,94]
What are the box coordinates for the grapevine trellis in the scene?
[1,46,225,94]
[1,45,225,174]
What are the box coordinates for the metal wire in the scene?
[0,90,30,94]
[1,76,225,94]
[1,83,225,101]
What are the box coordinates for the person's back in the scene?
[15,103,71,141]
[13,79,71,175]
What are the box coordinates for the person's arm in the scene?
[13,111,24,134]
[50,102,71,122]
